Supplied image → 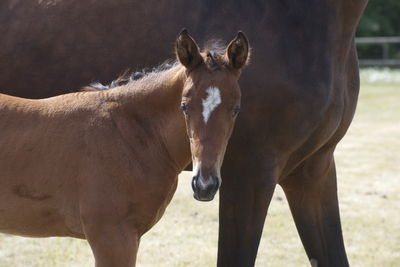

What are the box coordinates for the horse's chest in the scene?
[127,173,179,234]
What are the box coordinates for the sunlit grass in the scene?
[0,69,399,266]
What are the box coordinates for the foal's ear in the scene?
[226,31,250,70]
[176,29,203,70]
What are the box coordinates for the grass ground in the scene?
[0,68,399,266]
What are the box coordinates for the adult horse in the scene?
[0,1,368,266]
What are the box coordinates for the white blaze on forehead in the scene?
[202,86,221,124]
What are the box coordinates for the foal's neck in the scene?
[112,65,191,174]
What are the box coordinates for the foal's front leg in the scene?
[82,213,140,267]
[80,186,140,267]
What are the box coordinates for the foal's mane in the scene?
[81,60,179,91]
[82,40,228,92]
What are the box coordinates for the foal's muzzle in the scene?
[192,174,220,201]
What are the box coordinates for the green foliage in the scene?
[357,0,400,37]
[357,0,400,60]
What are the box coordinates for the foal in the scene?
[0,30,249,266]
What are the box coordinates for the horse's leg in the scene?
[281,151,349,267]
[217,157,277,267]
[80,187,140,267]
[83,217,140,267]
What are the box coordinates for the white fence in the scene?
[356,36,400,67]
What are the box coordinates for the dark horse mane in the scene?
[82,40,230,92]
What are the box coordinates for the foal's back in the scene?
[0,92,103,162]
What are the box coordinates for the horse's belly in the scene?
[0,190,84,238]
[0,208,84,238]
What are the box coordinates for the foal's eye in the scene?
[232,106,241,117]
[180,102,189,115]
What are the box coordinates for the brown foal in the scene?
[0,30,250,266]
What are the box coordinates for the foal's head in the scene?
[176,30,250,201]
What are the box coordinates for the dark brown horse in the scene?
[0,1,368,266]
[0,31,249,267]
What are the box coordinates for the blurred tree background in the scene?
[356,0,400,60]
